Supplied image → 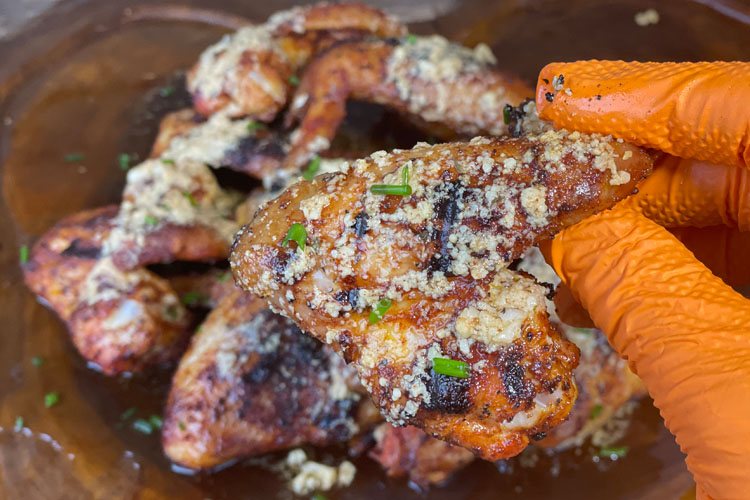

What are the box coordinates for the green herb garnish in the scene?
[44,392,59,408]
[406,34,417,44]
[281,223,307,250]
[182,291,207,307]
[599,446,629,458]
[118,153,132,170]
[144,216,158,226]
[14,416,24,431]
[503,104,512,125]
[368,298,392,324]
[64,153,85,163]
[178,421,186,431]
[132,418,153,434]
[149,415,163,430]
[589,404,604,420]
[312,494,329,500]
[161,158,175,165]
[120,407,137,421]
[216,272,231,283]
[370,165,412,196]
[19,245,29,264]
[289,75,300,86]
[31,356,43,367]
[182,190,198,207]
[302,155,321,180]
[246,121,266,132]
[432,357,470,378]
[159,85,176,97]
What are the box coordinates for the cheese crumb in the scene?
[634,8,659,26]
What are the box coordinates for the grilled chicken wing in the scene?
[283,35,532,169]
[231,125,652,459]
[23,206,191,374]
[538,325,646,448]
[187,3,406,119]
[106,112,248,270]
[150,108,288,180]
[162,289,370,469]
[369,424,475,487]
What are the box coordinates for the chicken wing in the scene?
[231,125,652,459]
[369,424,475,488]
[106,112,248,270]
[150,108,287,180]
[23,207,192,374]
[187,3,406,119]
[162,289,370,469]
[283,35,532,169]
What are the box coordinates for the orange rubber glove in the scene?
[535,61,750,500]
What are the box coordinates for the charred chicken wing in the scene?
[162,289,367,469]
[187,2,406,119]
[231,124,652,459]
[283,35,532,169]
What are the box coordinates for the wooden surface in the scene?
[2,0,749,498]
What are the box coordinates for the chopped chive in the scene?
[312,494,329,500]
[118,153,132,170]
[371,165,412,196]
[246,121,266,132]
[19,245,29,264]
[406,34,417,44]
[182,190,198,207]
[573,327,591,334]
[159,85,176,97]
[120,407,137,421]
[370,184,412,196]
[161,158,175,165]
[216,272,231,283]
[589,404,604,420]
[31,356,43,367]
[64,153,85,163]
[599,445,629,458]
[165,305,179,320]
[178,421,186,431]
[195,325,202,334]
[368,298,392,324]
[132,418,153,434]
[503,104,512,125]
[44,392,59,408]
[289,75,300,86]
[182,291,207,307]
[148,415,163,430]
[302,155,321,180]
[144,215,158,226]
[14,416,24,431]
[281,223,307,250]
[432,357,470,378]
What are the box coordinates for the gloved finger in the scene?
[669,225,750,288]
[536,61,750,168]
[626,155,750,230]
[546,205,750,500]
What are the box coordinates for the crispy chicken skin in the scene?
[283,36,532,169]
[162,289,367,469]
[150,108,287,180]
[23,207,192,374]
[231,128,652,459]
[187,3,406,119]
